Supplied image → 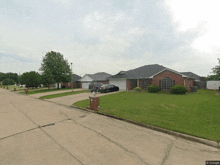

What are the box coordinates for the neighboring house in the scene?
[180,72,206,89]
[79,72,112,89]
[108,64,194,91]
[62,74,81,88]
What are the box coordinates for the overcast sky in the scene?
[0,0,220,77]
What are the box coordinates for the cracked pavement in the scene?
[0,88,219,165]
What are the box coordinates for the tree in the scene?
[41,69,55,89]
[2,78,15,85]
[20,71,42,87]
[212,58,220,76]
[0,72,6,82]
[208,58,220,80]
[5,72,19,83]
[40,51,71,89]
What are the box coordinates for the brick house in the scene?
[108,64,194,91]
[79,72,111,89]
[61,74,81,88]
[180,72,206,89]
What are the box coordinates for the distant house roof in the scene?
[180,72,201,81]
[72,74,81,81]
[80,72,112,81]
[109,64,189,79]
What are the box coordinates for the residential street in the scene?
[0,88,219,165]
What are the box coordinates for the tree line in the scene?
[1,51,72,89]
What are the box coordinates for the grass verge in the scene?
[40,90,90,99]
[20,88,73,95]
[74,90,220,142]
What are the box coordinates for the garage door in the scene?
[109,80,126,90]
[82,82,90,89]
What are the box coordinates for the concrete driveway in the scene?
[0,88,219,165]
[47,90,123,106]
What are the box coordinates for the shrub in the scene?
[148,84,160,93]
[135,87,142,92]
[170,85,188,94]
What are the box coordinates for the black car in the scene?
[99,84,119,93]
[89,82,104,92]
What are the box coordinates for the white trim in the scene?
[149,68,188,78]
[79,75,93,82]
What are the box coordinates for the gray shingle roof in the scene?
[109,64,166,79]
[72,74,81,81]
[88,72,112,81]
[180,72,201,80]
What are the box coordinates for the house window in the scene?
[161,77,173,90]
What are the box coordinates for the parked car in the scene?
[99,84,119,93]
[89,82,104,92]
[19,84,26,88]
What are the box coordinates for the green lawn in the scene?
[74,90,220,142]
[40,90,90,99]
[20,88,73,95]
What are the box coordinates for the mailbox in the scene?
[87,97,99,110]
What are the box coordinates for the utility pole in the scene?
[71,62,73,92]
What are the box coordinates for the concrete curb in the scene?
[71,105,220,149]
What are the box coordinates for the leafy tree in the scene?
[0,72,6,82]
[41,69,55,89]
[5,72,19,83]
[206,75,219,81]
[40,51,71,89]
[2,78,15,85]
[20,71,42,87]
[211,58,220,79]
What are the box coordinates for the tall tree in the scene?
[20,71,42,87]
[41,69,55,89]
[40,51,71,89]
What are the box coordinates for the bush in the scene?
[170,85,188,94]
[135,87,142,92]
[148,84,160,93]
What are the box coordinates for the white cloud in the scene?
[164,0,220,53]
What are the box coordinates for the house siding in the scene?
[151,70,193,91]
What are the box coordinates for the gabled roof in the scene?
[109,64,190,79]
[150,68,188,78]
[89,72,112,81]
[72,74,81,81]
[80,72,112,81]
[109,64,166,79]
[180,72,201,80]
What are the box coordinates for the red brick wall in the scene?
[139,79,152,89]
[152,70,185,86]
[96,80,109,84]
[126,79,137,90]
[62,82,80,88]
[184,79,193,91]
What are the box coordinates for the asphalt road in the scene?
[0,88,219,165]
